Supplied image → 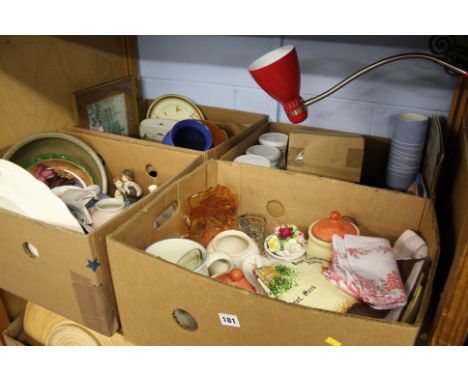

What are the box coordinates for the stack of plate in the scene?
[23,302,128,346]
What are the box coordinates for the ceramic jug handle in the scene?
[205,251,235,277]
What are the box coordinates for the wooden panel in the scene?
[0,36,139,148]
[430,113,468,345]
[447,79,468,152]
[0,291,9,345]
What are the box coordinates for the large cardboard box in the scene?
[0,130,203,336]
[137,100,268,161]
[221,123,391,188]
[107,160,439,345]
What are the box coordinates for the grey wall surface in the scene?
[138,35,458,137]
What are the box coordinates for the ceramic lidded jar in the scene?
[307,211,359,261]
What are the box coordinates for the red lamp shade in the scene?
[249,45,308,124]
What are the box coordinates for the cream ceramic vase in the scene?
[307,211,359,261]
[91,198,126,229]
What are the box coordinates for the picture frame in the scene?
[73,75,139,137]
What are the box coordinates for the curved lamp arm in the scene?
[304,52,468,107]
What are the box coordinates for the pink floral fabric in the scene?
[323,235,406,310]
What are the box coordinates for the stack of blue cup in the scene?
[386,113,429,191]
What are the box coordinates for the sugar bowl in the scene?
[307,211,359,261]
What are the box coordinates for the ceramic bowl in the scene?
[258,132,289,168]
[207,229,260,268]
[258,132,288,150]
[233,154,271,168]
[3,132,107,193]
[246,145,281,168]
[199,120,228,147]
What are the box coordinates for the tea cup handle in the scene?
[205,251,235,277]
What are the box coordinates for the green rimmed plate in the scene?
[3,132,107,193]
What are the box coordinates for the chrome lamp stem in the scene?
[303,52,468,107]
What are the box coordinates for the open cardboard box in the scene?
[0,129,203,336]
[1,314,32,346]
[106,160,439,345]
[221,122,393,188]
[136,100,268,160]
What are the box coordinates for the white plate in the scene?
[0,159,83,233]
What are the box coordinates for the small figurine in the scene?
[121,169,142,206]
[113,178,126,201]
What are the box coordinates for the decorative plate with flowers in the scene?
[264,224,307,261]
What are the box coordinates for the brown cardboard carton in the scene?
[138,100,268,160]
[286,128,365,182]
[0,130,203,336]
[106,160,439,345]
[2,314,30,346]
[221,122,391,188]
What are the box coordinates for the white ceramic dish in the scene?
[258,132,289,168]
[0,159,83,233]
[233,154,271,168]
[246,145,281,168]
[258,132,288,149]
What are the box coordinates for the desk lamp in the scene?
[248,44,468,124]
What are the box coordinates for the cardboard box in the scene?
[2,314,31,346]
[286,128,365,182]
[0,129,203,336]
[221,123,391,188]
[137,100,268,161]
[107,160,439,345]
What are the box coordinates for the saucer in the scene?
[264,234,306,262]
[25,154,94,189]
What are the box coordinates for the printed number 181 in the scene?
[218,313,240,327]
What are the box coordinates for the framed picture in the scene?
[73,76,139,137]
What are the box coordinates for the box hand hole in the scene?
[22,242,39,259]
[266,200,285,217]
[172,309,198,331]
[145,164,158,178]
[154,201,179,230]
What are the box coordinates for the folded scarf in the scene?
[323,234,407,310]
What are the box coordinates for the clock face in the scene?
[147,95,204,121]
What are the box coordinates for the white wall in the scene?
[138,36,458,138]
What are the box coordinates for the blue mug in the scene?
[162,119,213,151]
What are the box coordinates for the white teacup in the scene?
[207,230,260,268]
[145,238,234,277]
